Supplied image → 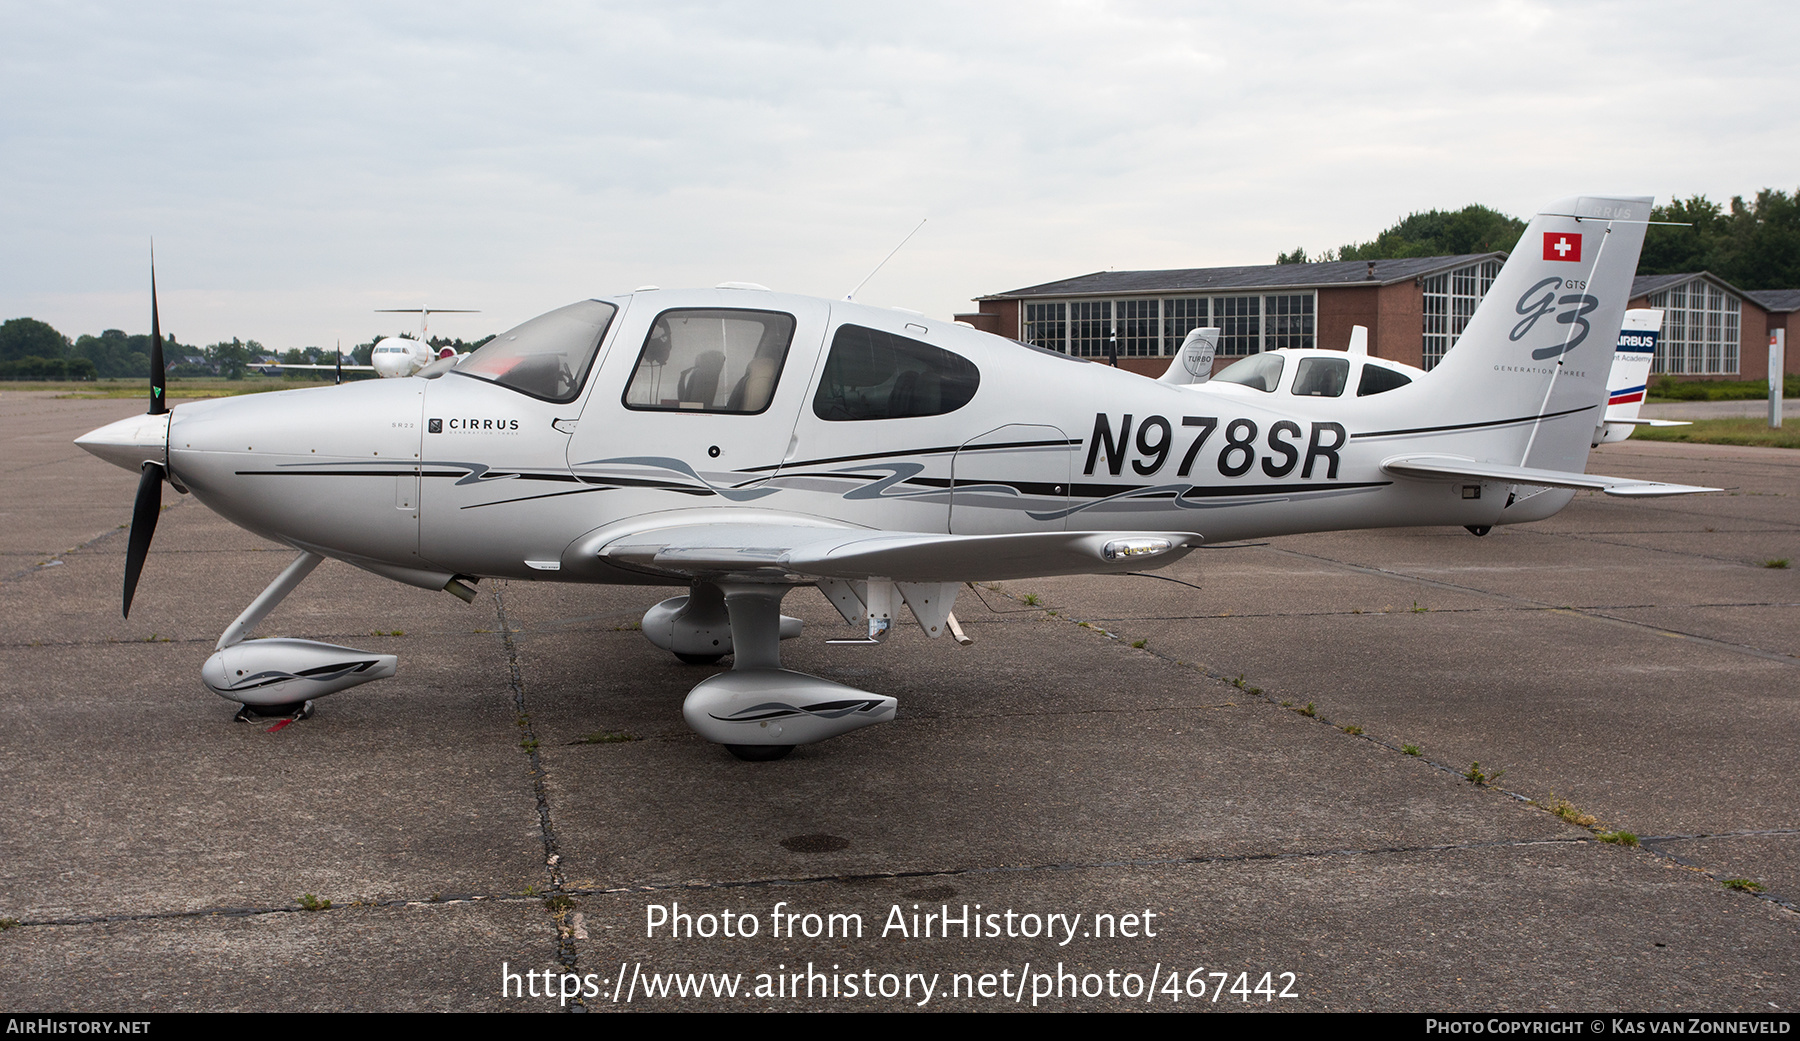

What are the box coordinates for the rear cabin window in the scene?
[813,325,980,421]
[623,309,796,414]
[1357,364,1414,396]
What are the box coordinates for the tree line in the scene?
[1277,188,1800,291]
[0,319,494,381]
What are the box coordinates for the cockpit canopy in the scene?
[457,300,617,403]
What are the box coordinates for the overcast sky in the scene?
[4,1,1797,348]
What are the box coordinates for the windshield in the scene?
[1212,352,1284,392]
[456,300,617,403]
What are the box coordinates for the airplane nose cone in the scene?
[75,412,169,473]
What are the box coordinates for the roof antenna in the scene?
[845,218,927,302]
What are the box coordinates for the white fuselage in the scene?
[163,287,1582,589]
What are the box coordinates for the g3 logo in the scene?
[1511,276,1600,360]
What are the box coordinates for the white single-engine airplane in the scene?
[77,195,1716,760]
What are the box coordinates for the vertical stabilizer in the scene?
[1595,309,1663,444]
[1425,195,1652,474]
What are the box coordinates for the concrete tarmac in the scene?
[1,388,1795,1012]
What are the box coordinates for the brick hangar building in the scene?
[957,255,1800,382]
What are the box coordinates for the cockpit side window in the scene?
[1292,356,1349,397]
[623,309,796,414]
[813,325,980,421]
[457,300,616,403]
[1212,352,1284,392]
[1357,364,1414,396]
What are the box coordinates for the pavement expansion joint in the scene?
[493,585,585,1009]
[549,836,1604,900]
[1633,832,1800,916]
[986,579,1800,919]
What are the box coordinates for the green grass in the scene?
[1762,558,1790,569]
[1539,795,1598,828]
[1721,878,1764,893]
[575,730,641,744]
[1402,744,1421,756]
[1631,417,1800,450]
[1648,375,1800,402]
[1464,761,1506,785]
[4,375,361,399]
[298,893,331,911]
[1596,831,1639,847]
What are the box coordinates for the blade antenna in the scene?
[845,218,926,302]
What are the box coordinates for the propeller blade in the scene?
[149,247,167,416]
[123,462,164,618]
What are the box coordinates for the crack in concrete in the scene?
[0,836,1611,930]
[1267,547,1799,665]
[991,584,1800,923]
[494,586,585,1011]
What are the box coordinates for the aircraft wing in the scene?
[599,523,1200,582]
[268,363,376,371]
[1381,455,1719,497]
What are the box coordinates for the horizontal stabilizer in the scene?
[1605,418,1692,428]
[601,523,1199,582]
[1381,455,1719,498]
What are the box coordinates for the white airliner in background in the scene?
[78,195,1716,761]
[274,307,480,379]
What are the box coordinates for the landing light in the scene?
[1102,537,1174,561]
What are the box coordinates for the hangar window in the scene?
[1421,259,1499,371]
[623,309,796,414]
[1023,302,1067,352]
[1214,296,1262,356]
[1117,299,1159,356]
[1649,280,1740,375]
[813,325,980,421]
[457,299,617,403]
[1019,292,1310,356]
[1163,298,1207,348]
[1069,301,1113,357]
[1266,294,1315,350]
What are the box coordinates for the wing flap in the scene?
[1381,455,1719,497]
[598,523,1200,582]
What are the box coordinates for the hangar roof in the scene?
[1746,289,1800,314]
[981,253,1505,301]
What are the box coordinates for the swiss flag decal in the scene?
[1543,232,1582,262]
